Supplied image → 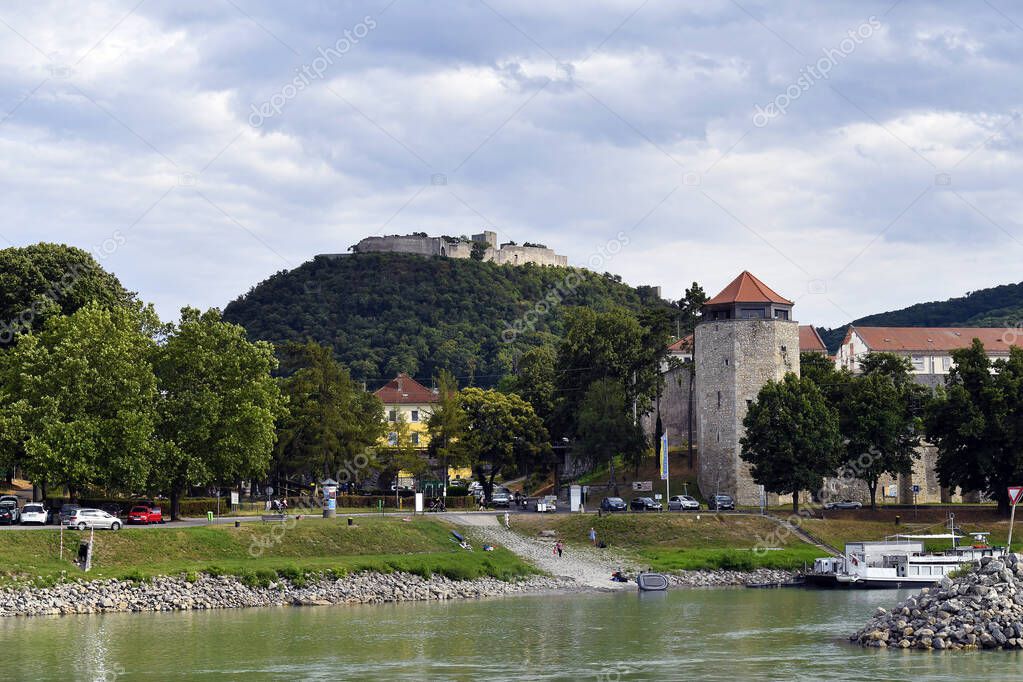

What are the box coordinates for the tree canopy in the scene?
[153,308,287,518]
[740,373,844,513]
[927,341,1023,515]
[0,243,135,347]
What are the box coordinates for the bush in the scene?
[184,571,199,583]
[438,564,475,581]
[408,564,433,580]
[204,565,226,577]
[121,569,148,583]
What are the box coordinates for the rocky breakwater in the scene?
[668,568,796,587]
[852,553,1023,650]
[0,572,571,618]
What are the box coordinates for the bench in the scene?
[260,514,287,522]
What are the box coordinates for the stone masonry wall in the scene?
[641,363,694,449]
[696,319,799,506]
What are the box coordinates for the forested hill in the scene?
[223,253,671,387]
[819,280,1023,352]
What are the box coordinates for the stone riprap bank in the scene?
[0,572,569,617]
[852,553,1023,650]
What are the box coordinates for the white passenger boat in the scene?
[803,518,1001,589]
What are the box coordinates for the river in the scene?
[3,587,1020,681]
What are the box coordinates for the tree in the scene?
[458,387,551,503]
[152,308,286,519]
[5,303,158,498]
[740,374,843,513]
[927,341,1023,516]
[553,306,669,440]
[0,243,135,347]
[675,281,707,337]
[576,379,647,487]
[427,369,467,489]
[274,341,383,483]
[841,372,921,509]
[380,412,427,500]
[799,351,850,408]
[504,344,556,430]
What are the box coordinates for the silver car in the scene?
[668,495,701,511]
[66,508,122,531]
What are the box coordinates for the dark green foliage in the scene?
[222,253,672,386]
[927,341,1023,516]
[740,374,844,513]
[0,243,135,347]
[818,280,1023,352]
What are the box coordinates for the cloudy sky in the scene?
[2,0,1021,327]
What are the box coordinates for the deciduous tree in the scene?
[740,374,843,513]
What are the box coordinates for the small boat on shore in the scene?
[636,572,669,591]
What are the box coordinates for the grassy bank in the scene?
[0,518,536,586]
[512,513,822,571]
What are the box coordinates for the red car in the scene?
[128,505,163,525]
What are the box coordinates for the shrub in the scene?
[184,571,199,583]
[121,569,148,583]
[204,565,226,577]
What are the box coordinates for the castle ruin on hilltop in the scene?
[328,231,568,267]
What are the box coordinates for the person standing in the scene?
[589,527,597,546]
[504,511,510,529]
[555,541,564,558]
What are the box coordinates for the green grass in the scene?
[512,513,820,570]
[635,546,823,572]
[0,518,537,586]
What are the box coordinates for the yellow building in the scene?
[374,373,438,451]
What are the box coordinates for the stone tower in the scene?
[695,271,800,505]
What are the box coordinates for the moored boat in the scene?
[803,516,1000,589]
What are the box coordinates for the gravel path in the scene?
[450,514,638,590]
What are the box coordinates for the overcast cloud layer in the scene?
[2,0,1022,327]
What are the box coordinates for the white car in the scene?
[66,508,122,531]
[20,503,50,525]
[667,495,701,511]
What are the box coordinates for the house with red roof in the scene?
[373,373,438,450]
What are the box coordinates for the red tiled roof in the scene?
[851,327,1020,353]
[705,271,793,306]
[374,373,438,404]
[799,325,827,353]
[668,335,693,353]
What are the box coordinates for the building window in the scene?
[911,356,925,372]
[388,409,397,422]
[724,358,729,366]
[717,391,721,409]
[774,309,789,320]
[746,399,753,409]
[412,433,420,446]
[740,308,766,319]
[388,432,398,446]
[411,409,419,422]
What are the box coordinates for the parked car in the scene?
[128,505,163,525]
[667,495,701,511]
[58,504,80,526]
[20,503,51,525]
[66,508,122,531]
[599,496,627,513]
[101,502,124,517]
[490,488,511,508]
[630,496,663,511]
[824,499,863,510]
[0,499,19,525]
[707,494,735,511]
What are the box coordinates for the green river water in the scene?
[3,587,1021,681]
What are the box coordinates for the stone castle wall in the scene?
[695,319,800,505]
[349,234,567,267]
[641,363,695,449]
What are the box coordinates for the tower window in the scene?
[724,358,728,366]
[717,391,721,409]
[774,309,789,320]
[740,308,766,319]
